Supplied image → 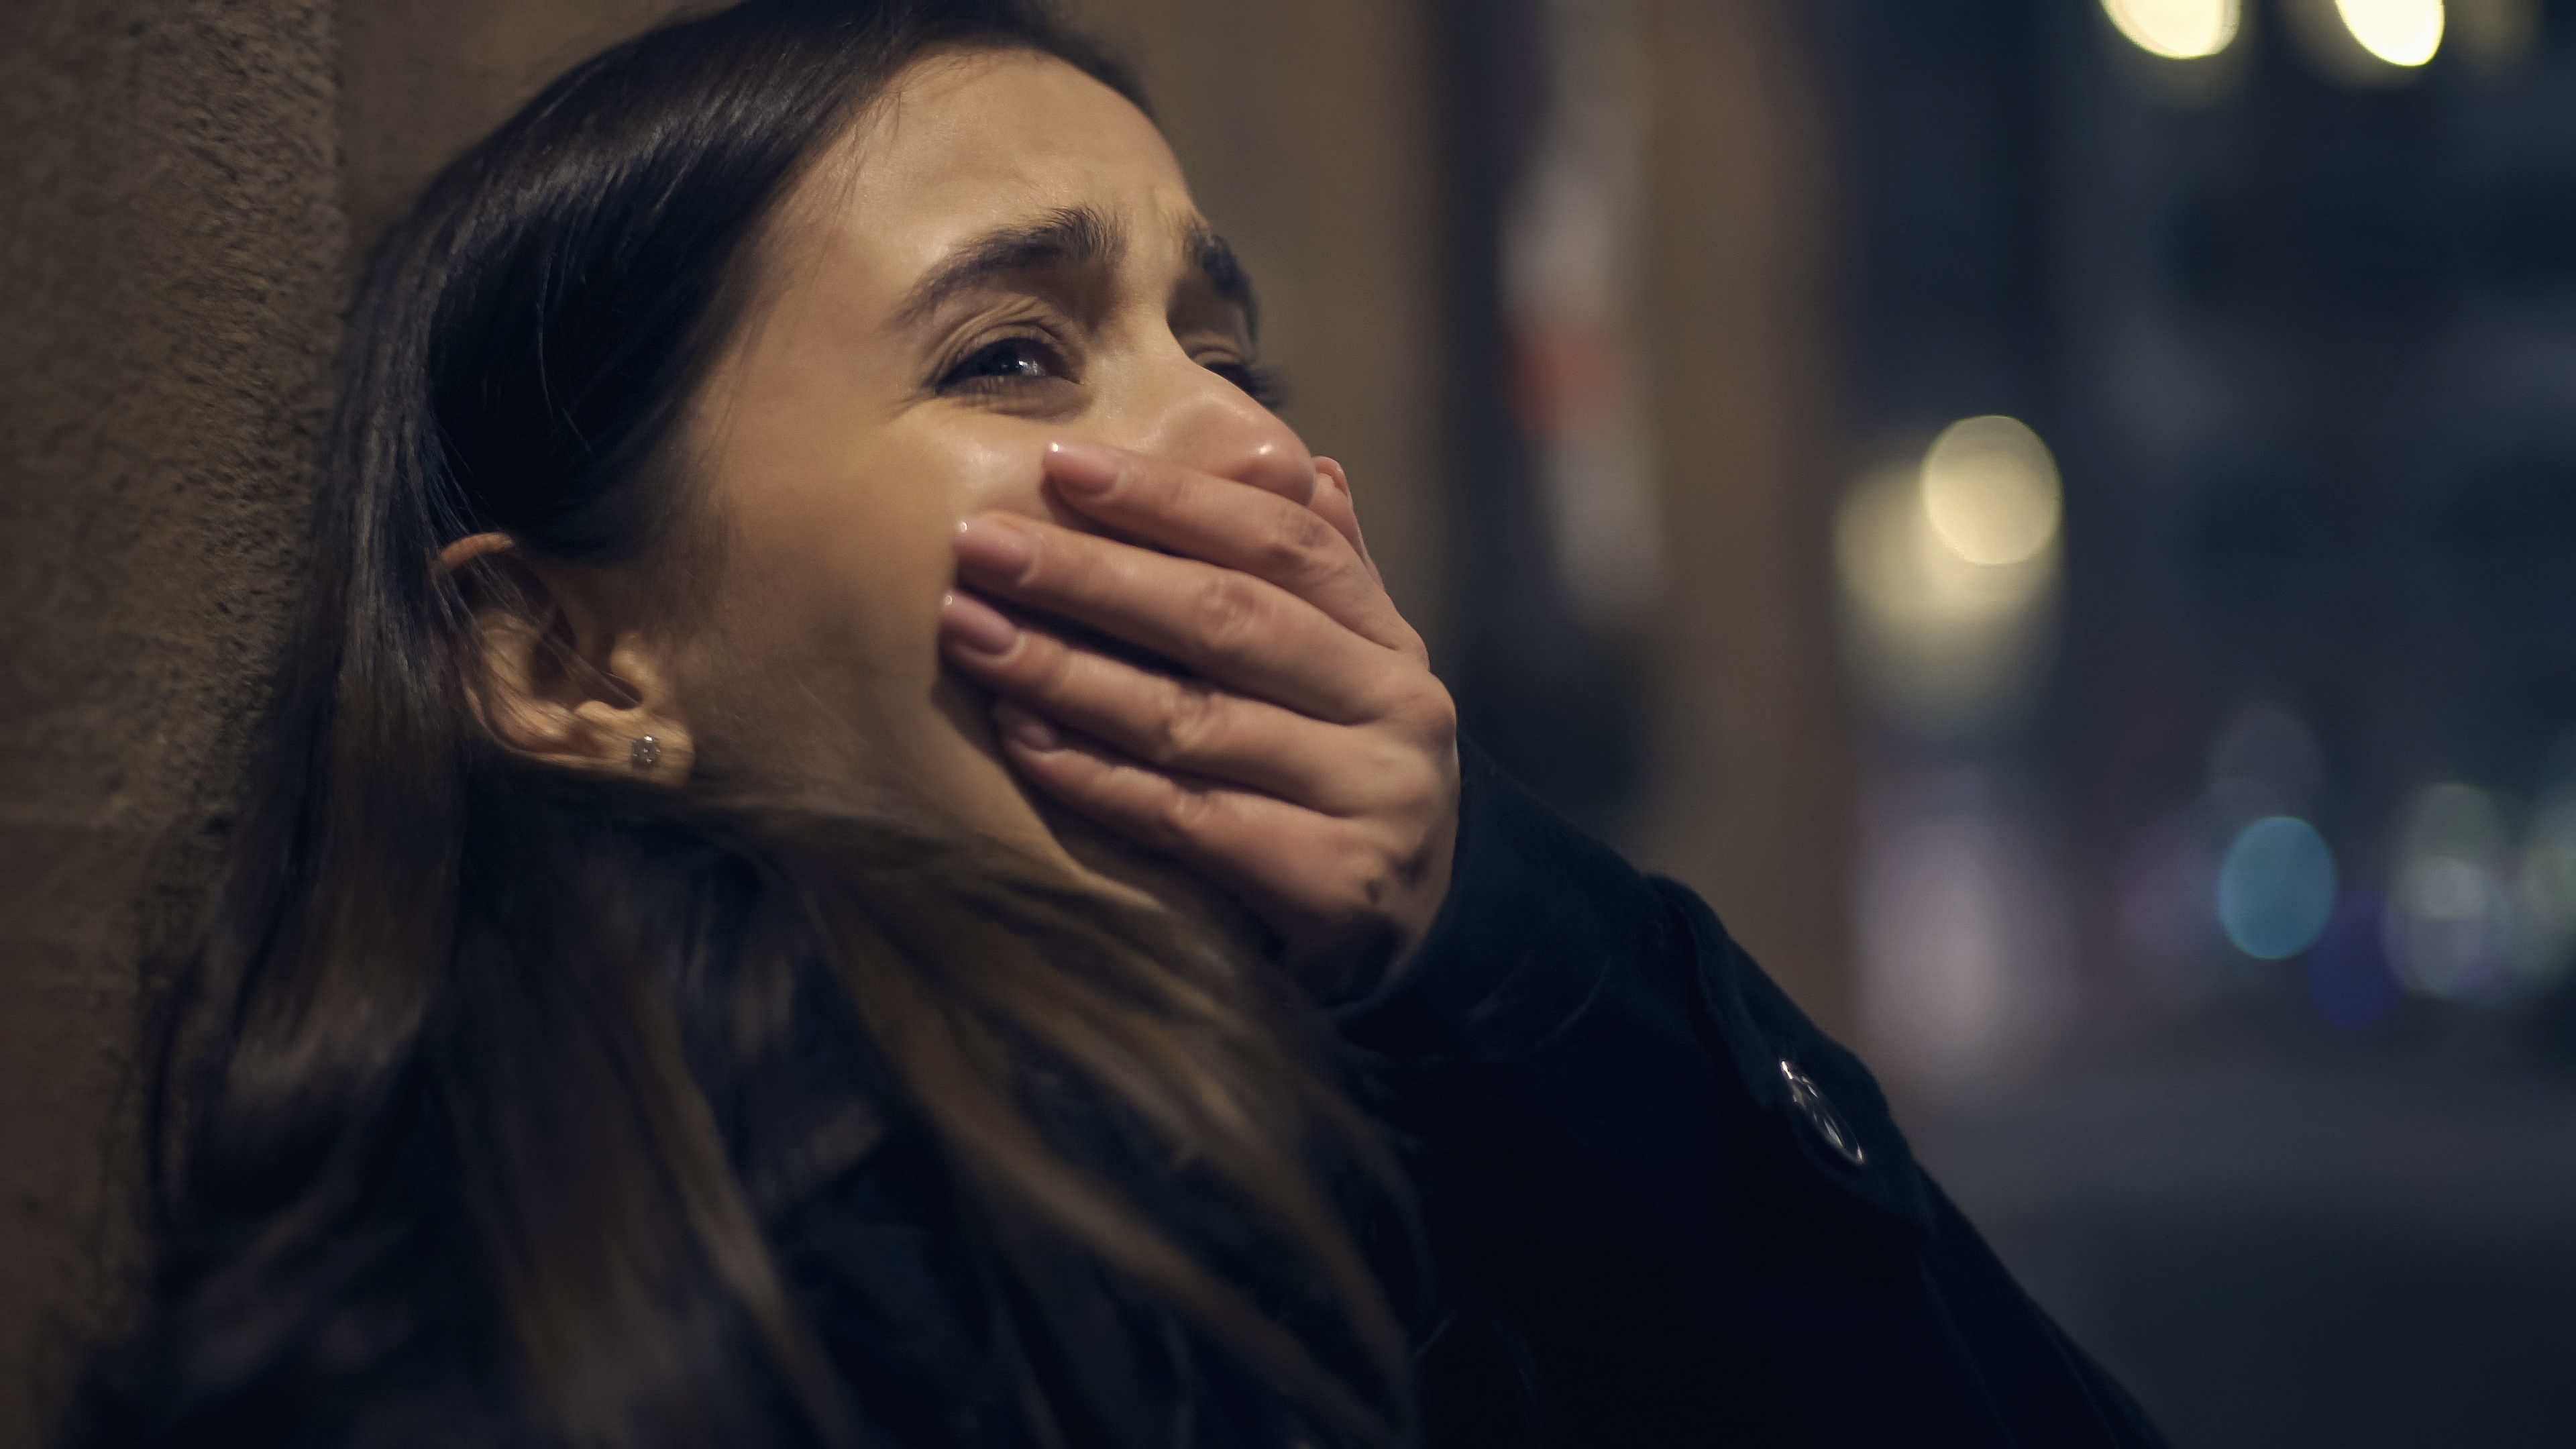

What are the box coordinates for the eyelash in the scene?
[937,333,1071,395]
[932,333,1287,411]
[1206,360,1287,410]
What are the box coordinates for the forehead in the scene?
[800,49,1194,284]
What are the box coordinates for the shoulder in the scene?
[1332,740,2164,1448]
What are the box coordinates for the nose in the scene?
[1109,350,1316,507]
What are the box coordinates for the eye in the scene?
[938,335,1071,394]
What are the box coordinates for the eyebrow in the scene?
[894,205,1124,327]
[1183,219,1260,340]
[892,203,1261,339]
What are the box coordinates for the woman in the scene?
[66,2,2164,1446]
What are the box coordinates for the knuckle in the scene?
[1361,810,1440,883]
[1188,571,1271,655]
[1022,632,1083,695]
[1250,508,1344,586]
[1144,679,1226,765]
[1038,535,1103,598]
[1159,780,1220,841]
[1097,765,1185,851]
[1021,528,1111,605]
[1359,743,1446,821]
[1419,683,1460,738]
[1328,824,1405,912]
[1390,675,1460,739]
[1340,735,1412,796]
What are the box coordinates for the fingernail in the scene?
[953,515,1035,578]
[938,590,1019,655]
[1044,440,1122,493]
[993,700,1063,752]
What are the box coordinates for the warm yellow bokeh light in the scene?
[2102,0,2241,59]
[1919,417,2063,568]
[1837,464,2045,629]
[2336,0,2445,65]
[1834,456,2058,726]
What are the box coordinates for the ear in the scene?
[441,533,698,782]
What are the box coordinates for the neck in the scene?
[1022,785,1275,969]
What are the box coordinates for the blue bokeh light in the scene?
[2217,816,2339,959]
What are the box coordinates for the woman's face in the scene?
[664,48,1311,874]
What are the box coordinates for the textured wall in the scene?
[339,0,696,258]
[0,1,341,1442]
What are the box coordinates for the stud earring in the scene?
[629,735,661,770]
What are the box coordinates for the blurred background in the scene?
[6,0,2575,1443]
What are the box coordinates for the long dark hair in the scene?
[64,3,1415,1445]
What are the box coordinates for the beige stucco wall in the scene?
[1,3,341,1441]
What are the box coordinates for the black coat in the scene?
[1332,742,2166,1446]
[763,741,2167,1448]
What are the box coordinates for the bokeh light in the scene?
[1919,416,2063,567]
[2509,792,2576,987]
[1833,438,2061,727]
[2519,801,2576,932]
[2384,783,2515,1001]
[2217,816,2339,959]
[2334,0,2445,66]
[2401,781,2510,861]
[2388,857,2513,999]
[2102,0,2241,60]
[1837,460,2055,629]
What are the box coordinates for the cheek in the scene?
[700,421,1053,681]
[945,425,1065,523]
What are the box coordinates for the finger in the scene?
[1309,457,1389,592]
[951,517,1407,723]
[991,711,1405,932]
[1040,441,1415,654]
[1307,456,1370,564]
[1306,458,1428,666]
[940,596,1391,809]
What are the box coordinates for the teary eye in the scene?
[941,336,1068,392]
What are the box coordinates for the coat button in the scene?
[1779,1060,1866,1168]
